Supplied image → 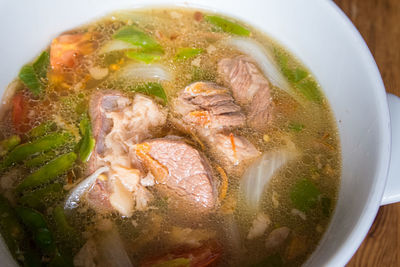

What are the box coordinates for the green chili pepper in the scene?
[19,183,64,210]
[0,135,21,157]
[28,121,56,139]
[16,207,55,255]
[2,132,72,169]
[24,150,57,168]
[175,48,203,60]
[15,207,47,230]
[125,50,163,64]
[16,152,77,191]
[52,206,74,235]
[77,117,95,162]
[205,15,250,36]
[52,206,81,261]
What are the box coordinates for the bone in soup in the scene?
[0,8,341,267]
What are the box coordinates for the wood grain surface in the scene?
[333,0,400,266]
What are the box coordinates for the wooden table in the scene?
[333,0,400,266]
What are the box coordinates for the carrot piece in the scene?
[229,133,238,164]
[135,143,168,184]
[216,165,228,201]
[188,110,211,126]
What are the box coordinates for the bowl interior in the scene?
[0,0,390,266]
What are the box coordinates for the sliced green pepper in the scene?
[113,26,162,50]
[205,15,250,36]
[24,150,57,168]
[28,121,56,139]
[15,207,47,230]
[2,132,71,169]
[16,207,54,255]
[52,206,81,261]
[126,50,163,64]
[16,152,77,191]
[132,82,167,104]
[0,135,21,157]
[19,183,64,210]
[52,206,74,235]
[77,116,95,162]
[175,48,203,60]
[290,179,321,212]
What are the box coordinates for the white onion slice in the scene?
[96,227,133,267]
[118,62,173,81]
[241,147,297,209]
[98,40,138,54]
[64,166,109,210]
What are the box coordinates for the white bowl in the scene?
[0,0,399,266]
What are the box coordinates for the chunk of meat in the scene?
[265,227,291,251]
[247,213,271,240]
[89,91,130,158]
[141,242,222,267]
[174,81,245,133]
[86,91,166,215]
[86,177,113,214]
[50,33,95,71]
[213,133,260,168]
[109,178,135,217]
[218,55,274,131]
[74,226,133,267]
[133,138,217,213]
[88,91,167,171]
[173,82,259,174]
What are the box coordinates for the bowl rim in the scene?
[305,1,391,266]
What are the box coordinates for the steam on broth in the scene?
[0,8,340,267]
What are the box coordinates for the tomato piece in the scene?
[11,93,28,133]
[50,33,94,71]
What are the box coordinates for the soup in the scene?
[0,8,340,267]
